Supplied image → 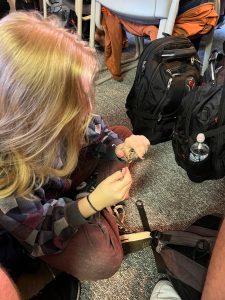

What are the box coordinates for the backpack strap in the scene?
[135,200,166,273]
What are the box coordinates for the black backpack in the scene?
[125,36,201,145]
[172,47,225,183]
[135,200,221,300]
[151,215,221,300]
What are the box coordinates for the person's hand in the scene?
[89,167,132,211]
[115,135,150,161]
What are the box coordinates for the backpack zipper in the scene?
[154,69,181,116]
[141,60,147,74]
[166,69,181,89]
[137,62,163,109]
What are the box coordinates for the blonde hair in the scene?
[0,11,98,198]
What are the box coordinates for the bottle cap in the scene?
[196,133,205,143]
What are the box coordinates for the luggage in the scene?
[125,35,201,145]
[151,215,221,300]
[136,200,221,300]
[172,46,225,182]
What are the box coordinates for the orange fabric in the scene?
[121,19,158,41]
[102,12,157,80]
[102,12,123,80]
[102,6,112,16]
[173,3,218,37]
[102,3,218,79]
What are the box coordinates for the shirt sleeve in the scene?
[86,114,123,146]
[0,194,87,257]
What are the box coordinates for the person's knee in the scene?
[42,213,124,281]
[74,244,124,281]
[76,221,124,280]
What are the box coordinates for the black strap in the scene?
[135,200,151,231]
[135,200,166,273]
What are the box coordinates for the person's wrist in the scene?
[89,191,105,211]
[86,194,99,213]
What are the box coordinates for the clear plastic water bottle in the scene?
[189,133,209,162]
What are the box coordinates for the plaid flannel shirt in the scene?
[0,115,122,257]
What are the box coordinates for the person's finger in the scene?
[141,135,150,145]
[121,166,129,176]
[132,145,146,159]
[113,169,132,189]
[123,190,130,200]
[116,149,125,158]
[120,183,132,200]
[115,144,125,158]
[125,136,150,157]
[105,170,124,183]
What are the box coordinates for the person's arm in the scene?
[0,267,20,300]
[201,218,225,300]
[86,114,122,146]
[86,115,150,161]
[0,193,89,257]
[0,167,132,257]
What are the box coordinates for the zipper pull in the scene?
[195,57,202,65]
[191,57,202,65]
[166,69,181,77]
[166,68,173,76]
[167,77,173,89]
[142,60,147,74]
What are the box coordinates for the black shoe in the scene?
[31,273,81,300]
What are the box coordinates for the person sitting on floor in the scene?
[0,11,150,282]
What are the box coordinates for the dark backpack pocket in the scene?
[186,153,212,182]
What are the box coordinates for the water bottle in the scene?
[189,133,209,162]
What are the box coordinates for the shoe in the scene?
[31,273,81,300]
[150,279,181,300]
